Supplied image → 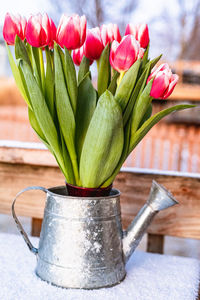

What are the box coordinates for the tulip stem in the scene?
[96,59,100,72]
[39,48,45,94]
[117,71,125,87]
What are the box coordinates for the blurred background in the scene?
[0,0,200,257]
[1,0,200,172]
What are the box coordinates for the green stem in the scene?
[96,59,100,72]
[71,155,81,186]
[39,48,45,93]
[117,71,125,87]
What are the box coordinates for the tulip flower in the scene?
[125,23,149,49]
[48,18,57,49]
[3,13,27,45]
[110,35,140,73]
[26,13,51,48]
[73,46,93,66]
[100,23,121,47]
[147,63,179,99]
[56,14,86,50]
[83,27,104,60]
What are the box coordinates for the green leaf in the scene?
[139,103,152,128]
[28,107,46,142]
[63,47,78,114]
[6,43,31,108]
[76,73,97,161]
[78,55,90,84]
[108,70,119,95]
[54,44,80,185]
[31,46,42,90]
[102,118,131,187]
[45,48,55,118]
[123,64,151,126]
[19,59,67,179]
[15,36,31,67]
[60,132,75,184]
[130,79,153,135]
[141,43,149,67]
[115,59,141,111]
[129,104,195,154]
[97,44,111,96]
[148,54,162,72]
[80,90,124,188]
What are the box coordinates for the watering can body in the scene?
[12,181,177,289]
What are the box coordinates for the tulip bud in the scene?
[56,14,86,50]
[26,13,51,48]
[83,27,104,60]
[100,23,121,47]
[147,63,179,99]
[110,35,140,73]
[73,46,93,66]
[125,23,149,49]
[3,13,27,45]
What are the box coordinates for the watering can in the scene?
[12,180,178,289]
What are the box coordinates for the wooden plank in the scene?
[147,234,164,254]
[0,162,64,219]
[31,218,42,237]
[168,83,200,101]
[1,161,200,240]
[114,170,200,239]
[0,141,56,166]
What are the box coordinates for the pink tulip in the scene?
[56,14,86,50]
[125,23,149,49]
[73,46,93,66]
[147,63,179,99]
[110,35,140,72]
[48,18,57,49]
[83,27,104,60]
[3,13,27,45]
[100,23,121,47]
[26,13,51,48]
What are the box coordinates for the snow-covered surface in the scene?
[0,232,199,300]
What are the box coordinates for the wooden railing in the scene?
[1,143,200,254]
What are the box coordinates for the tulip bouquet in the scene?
[3,13,193,190]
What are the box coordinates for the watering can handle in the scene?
[12,186,48,255]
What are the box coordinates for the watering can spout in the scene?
[122,180,178,263]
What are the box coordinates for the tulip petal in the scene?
[163,74,179,99]
[150,72,170,98]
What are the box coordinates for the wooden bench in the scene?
[1,141,200,255]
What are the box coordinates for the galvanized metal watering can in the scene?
[12,180,178,289]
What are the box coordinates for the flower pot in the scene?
[12,182,178,289]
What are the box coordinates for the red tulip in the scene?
[3,13,27,45]
[72,46,93,66]
[110,35,140,72]
[56,14,86,50]
[48,18,57,49]
[26,13,51,48]
[83,27,104,60]
[147,63,179,99]
[125,23,149,49]
[100,23,121,47]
